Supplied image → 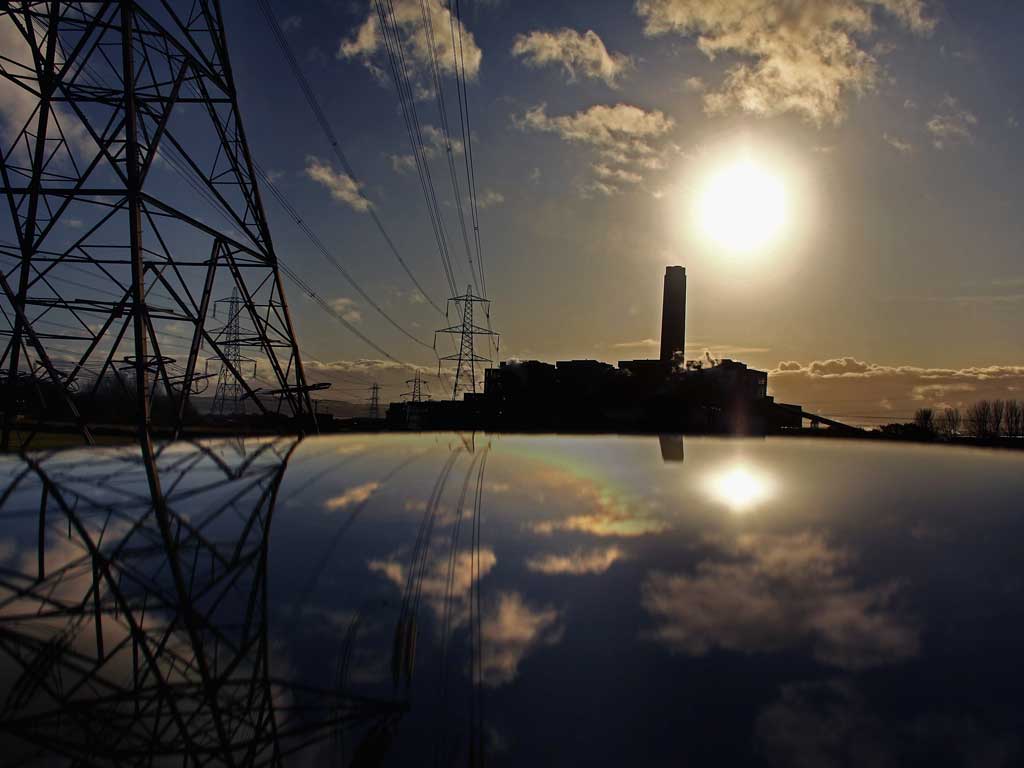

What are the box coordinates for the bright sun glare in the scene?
[708,465,774,513]
[697,160,787,253]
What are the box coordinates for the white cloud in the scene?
[305,156,372,212]
[388,125,462,174]
[511,28,631,88]
[281,15,302,32]
[389,153,417,174]
[683,75,705,93]
[927,97,978,149]
[338,0,482,94]
[635,0,935,125]
[593,163,643,184]
[330,297,362,324]
[882,132,913,153]
[478,188,505,208]
[1,13,95,154]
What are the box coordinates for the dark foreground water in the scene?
[1,434,1023,766]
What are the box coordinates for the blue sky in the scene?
[215,0,1024,417]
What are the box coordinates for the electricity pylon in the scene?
[0,1,316,453]
[403,371,427,403]
[435,286,499,401]
[210,287,256,416]
[368,382,381,419]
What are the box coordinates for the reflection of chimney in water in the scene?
[659,434,685,463]
[660,266,686,363]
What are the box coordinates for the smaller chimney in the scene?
[659,266,686,363]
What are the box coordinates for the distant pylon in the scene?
[211,288,256,416]
[368,383,381,419]
[435,286,499,401]
[403,372,427,403]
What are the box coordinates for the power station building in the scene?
[388,265,803,433]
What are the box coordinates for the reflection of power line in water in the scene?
[436,450,484,765]
[289,447,432,627]
[394,450,463,695]
[469,448,490,768]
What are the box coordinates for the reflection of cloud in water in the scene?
[756,679,1020,768]
[525,546,624,575]
[642,532,918,669]
[324,481,380,510]
[532,513,667,537]
[520,468,667,537]
[368,549,497,628]
[482,592,562,686]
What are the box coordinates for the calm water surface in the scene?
[1,434,1023,766]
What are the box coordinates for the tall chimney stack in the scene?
[659,266,686,363]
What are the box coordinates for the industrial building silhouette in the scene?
[388,266,804,434]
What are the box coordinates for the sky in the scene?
[19,0,1018,422]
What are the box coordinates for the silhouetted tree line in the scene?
[913,399,1024,440]
[5,372,197,428]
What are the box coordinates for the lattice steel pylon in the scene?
[0,1,316,452]
[210,287,256,416]
[403,371,426,403]
[435,286,498,401]
[368,382,381,419]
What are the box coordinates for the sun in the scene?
[696,160,787,253]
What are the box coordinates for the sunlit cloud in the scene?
[635,0,935,125]
[642,532,919,669]
[927,96,978,149]
[511,28,632,88]
[525,546,624,575]
[305,156,372,212]
[515,102,676,195]
[330,297,362,324]
[338,0,482,94]
[882,132,914,153]
[769,357,1024,417]
[478,188,505,208]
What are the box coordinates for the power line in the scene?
[251,160,433,350]
[448,0,487,299]
[255,0,445,315]
[373,0,462,297]
[418,0,480,295]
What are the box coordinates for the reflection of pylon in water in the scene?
[211,288,256,416]
[368,383,381,419]
[403,372,427,403]
[435,287,499,401]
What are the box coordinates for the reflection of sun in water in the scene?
[697,160,787,253]
[708,465,774,513]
